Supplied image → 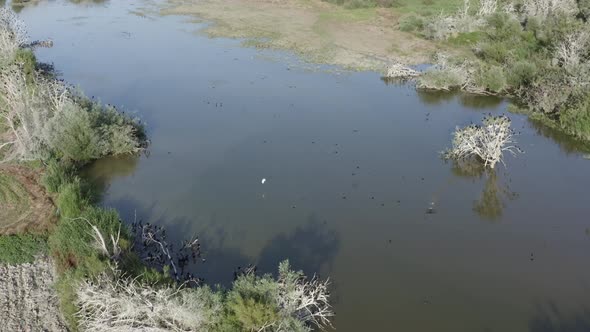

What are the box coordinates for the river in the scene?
[17,0,590,331]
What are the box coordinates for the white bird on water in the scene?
[261,178,266,184]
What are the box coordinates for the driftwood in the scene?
[24,39,54,49]
[384,62,420,79]
[131,218,203,285]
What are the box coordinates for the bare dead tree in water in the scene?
[443,115,522,169]
[131,216,204,285]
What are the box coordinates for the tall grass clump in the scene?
[42,159,75,193]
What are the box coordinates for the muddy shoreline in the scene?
[161,0,442,71]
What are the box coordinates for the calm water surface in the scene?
[18,1,590,331]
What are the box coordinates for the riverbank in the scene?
[161,0,458,70]
[0,7,334,331]
[161,0,590,145]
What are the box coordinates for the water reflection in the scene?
[529,118,590,154]
[82,154,140,201]
[472,170,518,221]
[450,159,518,221]
[93,191,340,287]
[529,302,590,332]
[458,94,503,109]
[416,90,456,105]
[7,0,107,11]
[257,215,339,278]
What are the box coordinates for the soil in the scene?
[0,256,67,332]
[161,0,442,71]
[0,165,56,235]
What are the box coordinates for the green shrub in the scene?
[507,61,539,87]
[417,68,465,90]
[559,94,590,141]
[227,294,280,331]
[478,41,510,63]
[45,99,144,163]
[475,65,507,93]
[42,159,75,193]
[14,49,36,83]
[399,14,425,32]
[0,234,47,264]
[447,31,483,46]
[485,13,523,42]
[579,0,590,20]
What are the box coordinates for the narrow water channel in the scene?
[19,1,590,331]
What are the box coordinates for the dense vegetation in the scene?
[0,8,332,332]
[411,0,590,142]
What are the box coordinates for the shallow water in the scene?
[19,1,590,331]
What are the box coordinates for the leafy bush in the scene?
[478,41,510,63]
[14,48,36,82]
[506,60,538,87]
[558,94,590,140]
[447,31,484,45]
[226,292,281,331]
[0,233,47,264]
[579,0,590,20]
[399,14,425,32]
[44,99,144,163]
[474,65,507,93]
[417,67,466,90]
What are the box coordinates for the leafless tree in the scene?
[275,261,334,329]
[385,62,420,79]
[132,219,203,284]
[444,115,521,169]
[521,0,578,18]
[555,28,590,69]
[477,0,498,16]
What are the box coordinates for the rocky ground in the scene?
[0,257,67,332]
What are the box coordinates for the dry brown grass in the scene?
[161,0,441,69]
[0,165,56,235]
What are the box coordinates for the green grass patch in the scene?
[317,7,376,22]
[447,31,484,46]
[0,233,48,264]
[14,49,37,83]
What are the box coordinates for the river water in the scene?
[17,1,590,331]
